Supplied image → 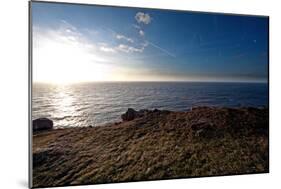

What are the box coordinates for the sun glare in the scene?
[33,31,115,84]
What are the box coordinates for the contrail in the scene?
[147,41,176,58]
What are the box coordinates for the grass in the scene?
[32,106,269,187]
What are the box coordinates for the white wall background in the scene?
[0,0,280,188]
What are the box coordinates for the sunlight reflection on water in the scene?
[52,86,76,127]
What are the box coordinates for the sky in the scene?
[32,2,269,84]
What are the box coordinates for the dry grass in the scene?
[32,107,269,188]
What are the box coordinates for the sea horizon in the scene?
[33,79,268,85]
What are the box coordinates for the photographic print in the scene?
[30,1,269,188]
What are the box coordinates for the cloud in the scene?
[100,46,116,53]
[33,20,125,63]
[117,44,144,53]
[133,24,141,29]
[60,20,78,32]
[35,20,148,66]
[117,41,149,53]
[116,34,134,43]
[98,43,116,53]
[135,12,152,24]
[139,30,145,36]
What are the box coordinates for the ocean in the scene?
[32,82,268,128]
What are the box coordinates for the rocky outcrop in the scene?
[121,108,138,121]
[33,118,53,132]
[121,108,170,121]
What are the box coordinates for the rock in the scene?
[121,108,138,121]
[33,118,53,132]
[121,108,171,122]
[153,108,160,113]
[138,109,149,116]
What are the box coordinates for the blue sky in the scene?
[32,2,269,83]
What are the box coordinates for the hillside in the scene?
[32,106,269,188]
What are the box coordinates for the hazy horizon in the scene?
[32,2,269,84]
[33,79,268,85]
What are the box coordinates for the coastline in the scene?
[32,106,269,187]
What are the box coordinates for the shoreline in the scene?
[32,106,269,187]
[33,105,269,129]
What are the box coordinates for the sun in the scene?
[33,32,114,84]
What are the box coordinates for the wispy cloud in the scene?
[36,18,170,67]
[60,19,78,32]
[135,12,152,25]
[133,24,141,29]
[117,44,144,53]
[99,43,116,53]
[116,34,134,43]
[33,20,111,62]
[132,24,144,37]
[139,30,145,36]
[103,26,148,54]
[105,27,134,43]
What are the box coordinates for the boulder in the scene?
[121,108,138,121]
[33,118,53,132]
[153,108,160,113]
